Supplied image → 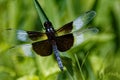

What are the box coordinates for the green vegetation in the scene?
[0,0,120,80]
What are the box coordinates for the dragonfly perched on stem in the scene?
[0,0,98,71]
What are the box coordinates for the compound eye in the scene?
[44,21,52,27]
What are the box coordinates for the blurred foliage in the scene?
[0,0,120,80]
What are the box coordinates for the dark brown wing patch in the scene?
[56,34,74,52]
[27,31,46,41]
[32,40,52,56]
[56,22,73,36]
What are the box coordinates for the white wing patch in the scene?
[17,30,29,41]
[22,44,33,57]
[73,33,84,47]
[73,27,99,47]
[73,17,84,32]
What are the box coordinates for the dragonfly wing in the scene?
[72,11,96,32]
[1,29,48,49]
[32,40,52,56]
[56,34,74,52]
[56,11,96,36]
[16,30,32,42]
[27,31,47,41]
[73,27,99,47]
[3,29,47,42]
[56,22,73,36]
[56,27,98,52]
[1,29,31,44]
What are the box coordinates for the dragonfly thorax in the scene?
[44,21,56,41]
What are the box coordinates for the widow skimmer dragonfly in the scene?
[1,0,98,71]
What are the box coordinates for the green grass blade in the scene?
[33,0,49,26]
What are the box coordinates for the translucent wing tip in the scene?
[72,11,96,32]
[87,27,99,34]
[86,10,95,13]
[85,11,96,21]
[86,11,96,16]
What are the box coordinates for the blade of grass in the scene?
[74,53,85,80]
[33,0,49,26]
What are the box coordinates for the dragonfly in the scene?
[1,0,98,71]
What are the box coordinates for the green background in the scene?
[0,0,120,80]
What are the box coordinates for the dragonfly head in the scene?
[44,21,52,28]
[44,21,55,33]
